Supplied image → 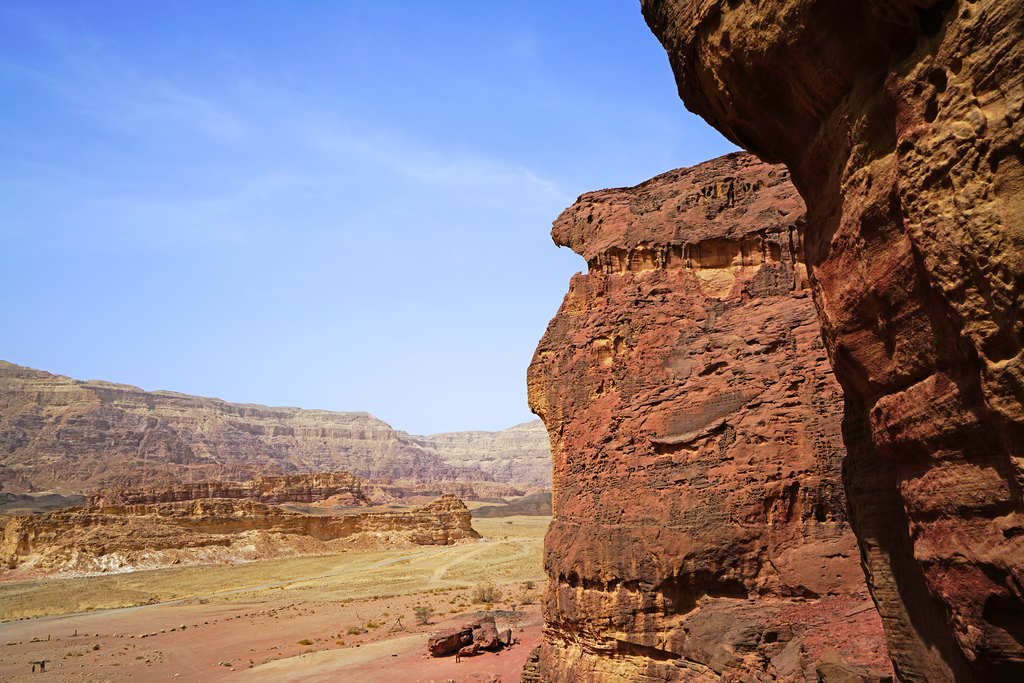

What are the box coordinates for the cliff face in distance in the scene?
[641,1,1024,681]
[415,421,552,485]
[528,153,890,681]
[1,494,478,578]
[0,361,550,495]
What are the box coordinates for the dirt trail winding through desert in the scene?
[0,516,549,682]
[12,541,480,625]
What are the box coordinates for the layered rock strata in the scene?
[528,153,889,681]
[1,494,477,577]
[415,420,552,485]
[361,480,539,506]
[472,492,553,518]
[87,472,370,507]
[0,361,549,494]
[641,1,1024,680]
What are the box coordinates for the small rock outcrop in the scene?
[528,153,889,681]
[429,616,509,658]
[88,472,370,507]
[641,1,1024,680]
[0,494,478,577]
[428,628,474,657]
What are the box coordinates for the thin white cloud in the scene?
[292,115,570,203]
[0,6,247,144]
[1,6,570,262]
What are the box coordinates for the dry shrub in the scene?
[471,585,502,604]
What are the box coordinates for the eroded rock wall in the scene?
[1,494,478,577]
[641,1,1024,681]
[88,472,371,507]
[414,420,552,486]
[0,361,533,493]
[528,153,889,681]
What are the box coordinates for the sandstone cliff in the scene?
[85,474,538,509]
[0,362,550,494]
[414,420,552,486]
[1,494,478,578]
[528,153,889,681]
[641,2,1024,681]
[87,472,370,507]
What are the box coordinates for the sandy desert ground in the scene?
[0,515,549,682]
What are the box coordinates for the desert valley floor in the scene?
[0,513,548,682]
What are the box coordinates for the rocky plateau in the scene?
[528,152,890,681]
[87,471,370,507]
[640,0,1024,681]
[1,494,478,579]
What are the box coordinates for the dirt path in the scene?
[431,542,491,582]
[0,516,548,682]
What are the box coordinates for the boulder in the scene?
[457,642,480,659]
[427,628,473,657]
[473,618,501,651]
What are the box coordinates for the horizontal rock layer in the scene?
[361,480,539,506]
[87,472,370,507]
[1,494,478,577]
[528,153,889,681]
[641,0,1024,680]
[0,362,550,494]
[414,420,552,486]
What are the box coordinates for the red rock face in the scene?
[640,1,1024,681]
[528,153,889,681]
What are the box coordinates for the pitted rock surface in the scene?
[641,1,1024,680]
[528,153,889,681]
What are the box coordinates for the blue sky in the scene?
[0,1,736,435]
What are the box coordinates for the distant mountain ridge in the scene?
[0,361,551,495]
[413,421,551,485]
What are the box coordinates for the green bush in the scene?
[413,604,435,625]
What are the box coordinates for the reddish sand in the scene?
[0,595,542,682]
